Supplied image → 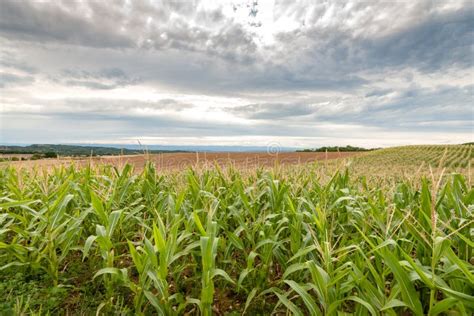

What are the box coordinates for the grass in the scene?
[0,149,473,315]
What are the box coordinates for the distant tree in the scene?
[44,152,57,158]
[297,145,374,152]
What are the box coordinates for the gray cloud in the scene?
[272,4,473,79]
[0,53,37,74]
[221,84,473,135]
[0,0,134,48]
[0,72,34,88]
[56,68,140,90]
[2,97,194,116]
[365,89,394,98]
[1,0,471,93]
[363,8,474,72]
[0,0,258,63]
[231,103,315,119]
[312,84,474,132]
[0,0,472,146]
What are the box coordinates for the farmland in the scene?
[0,145,473,315]
[1,151,357,172]
[353,144,473,170]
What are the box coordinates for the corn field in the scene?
[0,162,473,315]
[353,145,473,169]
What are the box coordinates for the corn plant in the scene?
[0,159,472,315]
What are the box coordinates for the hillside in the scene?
[352,144,473,169]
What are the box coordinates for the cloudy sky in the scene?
[0,0,473,148]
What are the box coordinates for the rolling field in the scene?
[353,145,473,169]
[1,152,357,172]
[345,145,473,181]
[0,145,473,315]
[3,145,472,178]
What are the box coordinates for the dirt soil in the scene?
[2,152,359,171]
[0,154,34,159]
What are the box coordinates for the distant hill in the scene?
[0,144,188,156]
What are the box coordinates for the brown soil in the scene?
[0,154,34,159]
[1,152,358,171]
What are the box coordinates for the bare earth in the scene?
[0,154,34,159]
[2,152,358,171]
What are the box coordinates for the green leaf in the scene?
[243,288,258,315]
[380,298,408,311]
[90,190,107,224]
[107,210,123,237]
[289,245,318,262]
[439,286,474,308]
[144,290,166,314]
[274,291,304,316]
[429,297,459,316]
[211,268,235,284]
[93,267,120,279]
[285,280,322,316]
[152,222,166,253]
[82,235,97,260]
[127,240,143,272]
[193,211,207,236]
[347,296,377,316]
[444,247,474,284]
[227,231,244,250]
[283,261,308,279]
[378,248,424,316]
